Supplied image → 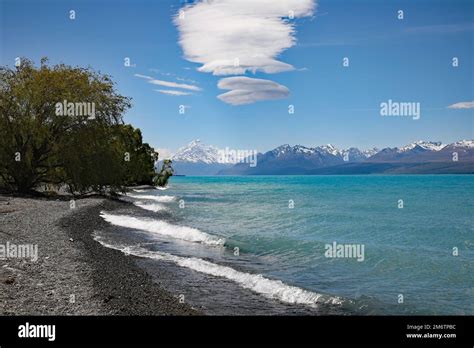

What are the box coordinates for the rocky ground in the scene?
[0,194,198,315]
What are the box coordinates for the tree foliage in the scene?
[0,58,167,194]
[154,159,174,187]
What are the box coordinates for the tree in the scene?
[154,159,174,187]
[112,125,159,186]
[0,58,158,194]
[60,123,126,194]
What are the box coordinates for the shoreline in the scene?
[0,192,346,316]
[0,194,199,315]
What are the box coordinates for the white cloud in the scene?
[134,73,201,91]
[176,77,198,84]
[217,76,289,105]
[135,73,153,80]
[148,79,200,91]
[448,102,474,109]
[155,89,193,96]
[174,0,316,76]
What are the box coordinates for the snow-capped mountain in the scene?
[164,140,235,175]
[221,143,381,175]
[162,139,473,175]
[315,144,341,157]
[270,143,379,162]
[367,140,473,163]
[341,147,380,162]
[219,140,473,175]
[172,139,226,164]
[271,144,316,157]
[447,140,474,149]
[398,141,445,152]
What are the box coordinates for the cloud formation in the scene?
[217,76,289,105]
[448,101,474,109]
[174,0,315,76]
[155,89,192,96]
[135,74,201,91]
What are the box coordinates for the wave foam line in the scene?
[126,194,175,202]
[100,212,225,246]
[133,201,167,213]
[93,235,343,307]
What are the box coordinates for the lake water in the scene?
[96,175,474,315]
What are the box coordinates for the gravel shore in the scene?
[0,194,198,315]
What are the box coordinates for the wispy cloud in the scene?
[135,74,153,80]
[447,101,474,109]
[155,89,193,96]
[149,69,198,84]
[135,73,201,92]
[148,79,201,91]
[174,0,315,76]
[217,77,289,105]
[176,77,198,84]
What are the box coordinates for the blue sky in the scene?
[1,0,473,155]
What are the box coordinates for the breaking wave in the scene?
[100,212,225,246]
[133,201,167,212]
[93,234,344,307]
[125,194,175,202]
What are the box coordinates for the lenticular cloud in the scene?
[174,0,316,76]
[217,77,290,105]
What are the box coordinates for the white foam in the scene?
[93,235,343,307]
[156,186,168,191]
[100,212,225,246]
[133,189,147,193]
[133,201,167,213]
[126,194,175,202]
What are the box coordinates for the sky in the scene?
[1,0,473,156]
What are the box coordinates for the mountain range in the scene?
[160,140,474,175]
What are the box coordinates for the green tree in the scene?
[0,58,158,194]
[112,125,159,186]
[154,159,174,187]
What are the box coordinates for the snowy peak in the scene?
[172,139,223,164]
[271,144,316,157]
[268,143,379,161]
[293,145,315,154]
[448,140,474,149]
[271,144,292,157]
[361,147,380,158]
[315,144,341,156]
[398,141,445,152]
